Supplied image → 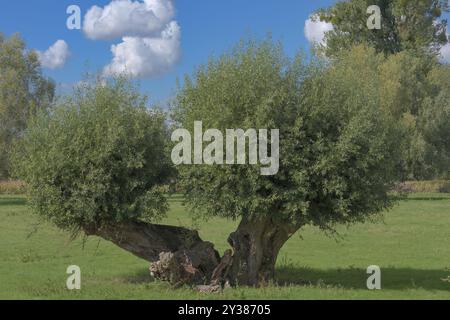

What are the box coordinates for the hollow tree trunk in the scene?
[83,221,221,287]
[224,216,301,287]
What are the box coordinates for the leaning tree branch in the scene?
[83,220,221,286]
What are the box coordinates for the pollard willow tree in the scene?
[172,41,406,286]
[15,41,405,289]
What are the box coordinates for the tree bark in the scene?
[224,216,301,286]
[83,221,221,286]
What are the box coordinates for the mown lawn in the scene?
[1,193,450,300]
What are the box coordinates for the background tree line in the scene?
[0,33,55,180]
[317,0,450,180]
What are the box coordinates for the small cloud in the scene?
[37,40,70,69]
[103,21,181,78]
[304,15,333,45]
[83,0,175,40]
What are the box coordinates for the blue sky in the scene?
[0,0,339,104]
[0,0,448,105]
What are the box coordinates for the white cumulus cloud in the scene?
[304,16,333,45]
[83,0,181,78]
[103,21,181,78]
[37,40,70,69]
[83,0,175,40]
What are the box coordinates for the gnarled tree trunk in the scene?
[83,221,221,287]
[224,216,301,286]
[83,216,300,289]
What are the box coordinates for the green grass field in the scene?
[1,193,450,300]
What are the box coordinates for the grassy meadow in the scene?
[1,193,450,300]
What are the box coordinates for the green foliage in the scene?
[173,39,405,230]
[13,78,173,233]
[314,1,450,180]
[0,33,55,179]
[318,0,449,57]
[376,52,450,179]
[420,66,450,178]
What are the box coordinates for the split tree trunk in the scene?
[83,216,300,288]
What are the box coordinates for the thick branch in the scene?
[84,220,221,286]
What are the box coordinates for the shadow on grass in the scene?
[121,266,450,292]
[390,195,450,202]
[404,197,450,201]
[122,269,155,284]
[276,266,450,291]
[0,197,27,206]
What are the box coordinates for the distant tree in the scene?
[356,42,450,179]
[420,65,450,178]
[317,0,449,57]
[316,0,450,179]
[0,33,55,179]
